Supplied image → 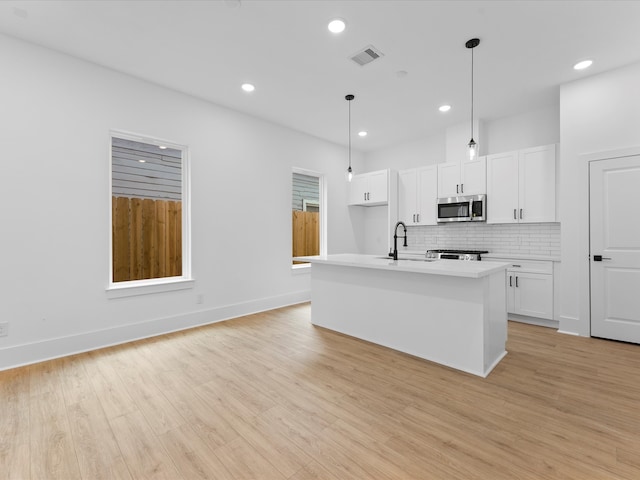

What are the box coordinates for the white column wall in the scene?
[559,61,640,335]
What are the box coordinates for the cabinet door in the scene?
[366,170,388,204]
[398,169,418,224]
[506,272,516,313]
[486,151,519,223]
[437,162,461,197]
[460,157,486,195]
[518,145,556,223]
[348,174,368,205]
[417,166,438,225]
[512,272,553,319]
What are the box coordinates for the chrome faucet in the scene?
[392,221,408,260]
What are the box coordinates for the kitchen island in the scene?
[296,254,509,377]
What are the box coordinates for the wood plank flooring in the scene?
[2,303,640,479]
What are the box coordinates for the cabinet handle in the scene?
[520,208,523,219]
[413,214,416,223]
[367,192,370,201]
[456,184,459,194]
[364,192,366,202]
[416,213,420,222]
[515,276,519,288]
[513,209,517,220]
[461,183,464,193]
[509,275,512,287]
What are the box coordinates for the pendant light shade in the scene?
[345,94,355,182]
[466,38,480,161]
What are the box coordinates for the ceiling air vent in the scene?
[350,45,384,66]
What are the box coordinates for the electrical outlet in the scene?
[0,322,8,337]
[196,294,204,305]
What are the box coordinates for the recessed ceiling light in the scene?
[241,83,255,92]
[439,105,451,112]
[158,145,167,149]
[138,159,146,163]
[574,60,593,70]
[328,19,346,34]
[358,131,367,137]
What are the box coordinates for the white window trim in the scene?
[292,167,326,271]
[107,129,193,295]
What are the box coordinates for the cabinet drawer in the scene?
[493,258,552,274]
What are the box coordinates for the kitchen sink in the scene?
[376,256,437,262]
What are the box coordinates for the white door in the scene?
[590,155,640,343]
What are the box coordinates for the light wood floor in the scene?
[2,303,640,479]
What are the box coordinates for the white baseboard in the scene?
[508,314,559,329]
[0,290,311,371]
[557,314,585,337]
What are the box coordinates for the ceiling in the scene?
[2,0,640,152]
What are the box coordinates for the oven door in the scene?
[437,197,472,222]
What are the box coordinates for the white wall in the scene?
[484,104,560,154]
[365,132,446,171]
[559,61,640,335]
[0,33,362,370]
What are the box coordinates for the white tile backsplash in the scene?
[405,222,560,256]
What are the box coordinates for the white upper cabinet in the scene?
[437,158,486,197]
[437,162,461,197]
[487,144,556,224]
[398,165,437,225]
[462,157,487,195]
[519,145,557,223]
[486,151,519,223]
[398,169,417,223]
[348,169,389,206]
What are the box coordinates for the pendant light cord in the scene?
[470,45,474,140]
[348,99,352,170]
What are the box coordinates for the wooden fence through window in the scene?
[112,196,182,282]
[292,210,319,263]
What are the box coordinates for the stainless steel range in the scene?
[425,249,489,261]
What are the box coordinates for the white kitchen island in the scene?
[296,254,509,377]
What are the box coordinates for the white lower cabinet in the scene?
[507,271,553,319]
[494,259,554,321]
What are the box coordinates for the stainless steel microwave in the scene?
[437,194,486,222]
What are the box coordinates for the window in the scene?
[110,131,190,287]
[292,169,325,266]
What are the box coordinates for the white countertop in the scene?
[294,253,508,279]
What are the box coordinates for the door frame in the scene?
[581,146,640,337]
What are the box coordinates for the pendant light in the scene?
[466,38,480,161]
[345,94,354,182]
